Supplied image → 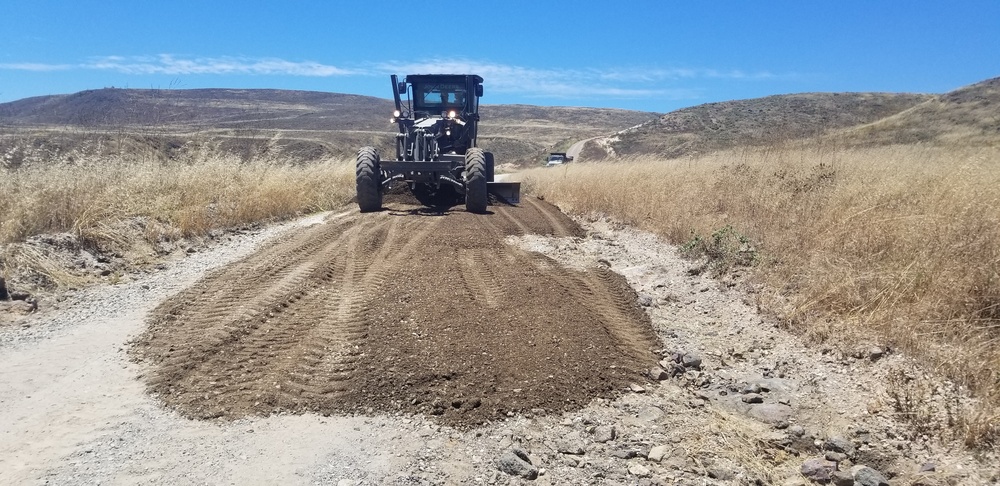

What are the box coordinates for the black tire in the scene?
[464,148,488,213]
[485,151,495,182]
[356,146,382,212]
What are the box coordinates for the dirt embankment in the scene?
[131,198,660,426]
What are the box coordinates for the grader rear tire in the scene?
[465,148,488,213]
[356,147,382,212]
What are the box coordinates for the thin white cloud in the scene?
[0,54,788,101]
[596,67,780,82]
[0,62,74,71]
[375,59,712,100]
[83,54,356,76]
[0,55,353,76]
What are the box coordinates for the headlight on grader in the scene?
[448,110,457,119]
[393,110,401,118]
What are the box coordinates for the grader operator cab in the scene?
[355,74,520,213]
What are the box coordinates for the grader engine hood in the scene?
[413,117,442,129]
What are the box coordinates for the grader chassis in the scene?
[355,74,519,213]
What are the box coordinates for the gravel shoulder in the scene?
[1,203,995,485]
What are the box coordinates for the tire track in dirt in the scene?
[132,198,659,426]
[136,220,362,417]
[524,197,581,237]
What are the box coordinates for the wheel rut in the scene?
[132,200,659,426]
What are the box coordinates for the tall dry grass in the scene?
[1,145,355,259]
[524,144,1000,447]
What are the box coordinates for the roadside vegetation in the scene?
[4,127,999,448]
[524,143,1000,447]
[1,145,354,277]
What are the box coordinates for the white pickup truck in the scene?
[545,152,574,167]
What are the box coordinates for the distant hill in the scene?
[4,76,998,167]
[603,76,1000,159]
[827,77,1000,146]
[0,88,391,130]
[0,88,658,166]
[608,92,934,158]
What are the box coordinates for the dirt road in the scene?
[3,198,993,485]
[565,137,595,160]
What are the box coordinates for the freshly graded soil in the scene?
[131,198,660,426]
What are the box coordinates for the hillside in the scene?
[607,92,934,158]
[4,77,998,166]
[828,76,1000,145]
[0,88,657,166]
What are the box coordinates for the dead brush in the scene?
[0,148,356,290]
[524,143,1000,448]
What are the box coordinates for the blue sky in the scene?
[1,1,998,112]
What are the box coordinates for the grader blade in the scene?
[487,182,521,204]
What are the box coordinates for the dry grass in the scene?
[1,144,355,254]
[524,144,1000,447]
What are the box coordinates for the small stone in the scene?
[868,346,885,362]
[592,425,616,443]
[609,448,638,459]
[556,440,585,455]
[682,352,702,369]
[648,367,668,381]
[647,445,669,462]
[831,469,854,486]
[741,393,764,404]
[825,451,848,463]
[851,465,889,486]
[919,462,936,472]
[800,458,836,483]
[788,425,806,437]
[629,383,646,393]
[824,436,855,456]
[638,294,654,307]
[628,463,651,477]
[496,448,538,479]
[748,403,793,426]
[560,455,580,467]
[637,406,664,422]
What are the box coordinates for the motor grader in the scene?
[355,74,519,213]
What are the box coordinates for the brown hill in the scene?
[608,92,934,158]
[0,88,391,131]
[0,88,657,166]
[828,77,1000,145]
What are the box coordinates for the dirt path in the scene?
[565,137,596,160]
[1,200,994,485]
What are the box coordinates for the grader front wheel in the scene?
[356,147,382,212]
[465,148,488,213]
